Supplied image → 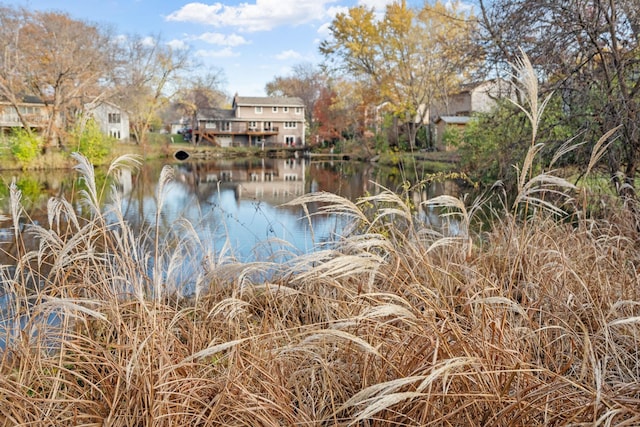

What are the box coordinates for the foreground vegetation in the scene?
[0,52,637,427]
[0,127,638,427]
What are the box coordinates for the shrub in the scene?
[71,118,113,165]
[9,128,42,166]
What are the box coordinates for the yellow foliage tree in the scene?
[321,0,478,148]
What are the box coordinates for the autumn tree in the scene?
[112,34,192,144]
[0,6,30,134]
[172,70,227,132]
[478,0,640,196]
[265,62,325,129]
[320,0,478,149]
[0,7,115,148]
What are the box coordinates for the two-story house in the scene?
[1,96,129,141]
[86,101,130,141]
[0,95,51,136]
[193,95,305,147]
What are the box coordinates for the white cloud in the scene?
[357,0,395,10]
[195,47,240,58]
[275,50,302,60]
[141,36,156,47]
[316,22,332,38]
[445,0,476,13]
[166,0,340,32]
[195,32,250,47]
[326,5,349,17]
[167,39,189,50]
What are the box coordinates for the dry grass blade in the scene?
[507,47,554,144]
[106,153,142,177]
[607,316,640,327]
[586,125,621,176]
[338,376,426,412]
[292,252,384,282]
[350,392,426,424]
[514,172,577,216]
[472,296,527,317]
[549,133,588,168]
[71,152,101,215]
[282,191,369,224]
[179,337,249,365]
[37,297,108,322]
[300,329,381,356]
[516,142,545,194]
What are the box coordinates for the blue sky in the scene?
[6,0,425,97]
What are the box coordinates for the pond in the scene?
[0,156,461,263]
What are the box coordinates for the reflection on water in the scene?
[0,157,460,262]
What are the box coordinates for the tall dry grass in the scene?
[0,52,639,426]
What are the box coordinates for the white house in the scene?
[87,101,130,141]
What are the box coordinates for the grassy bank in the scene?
[0,151,638,425]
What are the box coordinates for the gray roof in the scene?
[234,96,304,107]
[0,94,45,104]
[197,108,235,120]
[436,116,471,125]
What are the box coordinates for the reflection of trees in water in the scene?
[0,158,460,264]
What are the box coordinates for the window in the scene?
[285,136,295,146]
[249,121,258,129]
[284,122,297,129]
[255,106,262,113]
[221,121,230,131]
[108,113,121,124]
[295,107,302,114]
[272,106,278,113]
[264,121,272,131]
[283,107,289,113]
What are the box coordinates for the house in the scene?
[193,95,305,147]
[86,101,130,141]
[0,95,50,135]
[444,79,511,117]
[1,96,130,141]
[433,116,471,151]
[432,79,511,150]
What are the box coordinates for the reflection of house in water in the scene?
[173,158,306,204]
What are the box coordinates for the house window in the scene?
[283,107,289,113]
[272,106,278,113]
[221,121,230,131]
[249,121,258,129]
[295,107,302,114]
[108,113,121,124]
[109,130,121,139]
[285,136,295,146]
[255,106,262,113]
[284,122,297,129]
[264,121,272,131]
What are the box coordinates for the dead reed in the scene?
[0,52,639,426]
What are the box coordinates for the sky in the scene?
[5,0,426,97]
